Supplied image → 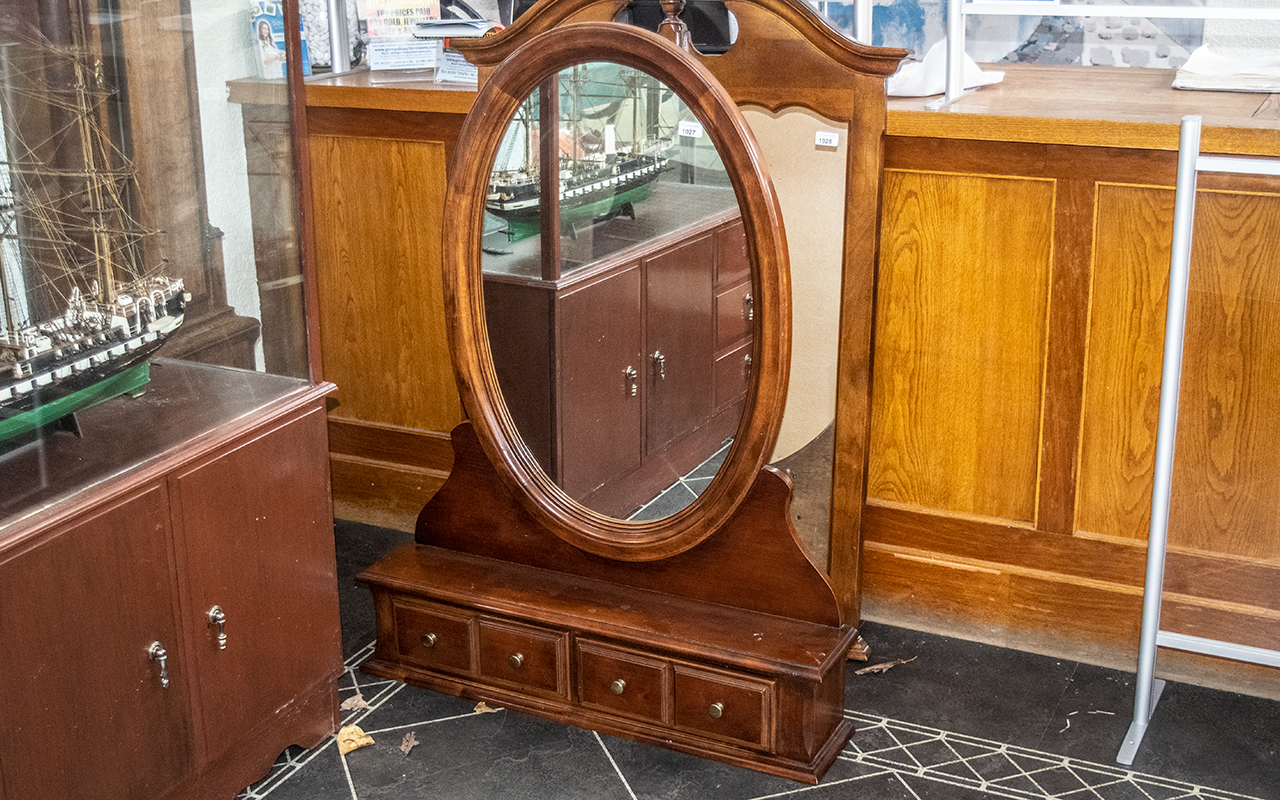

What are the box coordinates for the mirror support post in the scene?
[539,75,562,281]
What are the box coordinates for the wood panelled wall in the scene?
[307,107,466,526]
[862,135,1280,695]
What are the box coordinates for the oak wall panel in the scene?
[309,135,463,433]
[868,170,1054,526]
[1079,184,1280,564]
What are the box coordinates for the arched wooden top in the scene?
[452,0,908,121]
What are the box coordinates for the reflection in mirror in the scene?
[480,61,751,522]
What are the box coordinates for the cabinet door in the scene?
[557,265,644,501]
[646,234,715,455]
[0,486,195,800]
[170,406,342,760]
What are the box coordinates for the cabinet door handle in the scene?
[624,365,638,396]
[708,701,724,719]
[422,632,438,649]
[148,641,170,689]
[744,292,754,322]
[652,350,666,380]
[611,679,626,695]
[207,605,227,650]
[744,354,752,376]
[508,652,524,669]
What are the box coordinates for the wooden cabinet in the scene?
[0,361,341,800]
[360,531,856,784]
[484,201,750,517]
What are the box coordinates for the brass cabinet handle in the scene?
[421,632,438,649]
[624,365,638,396]
[148,641,170,689]
[207,605,227,650]
[652,350,666,380]
[744,292,754,321]
[610,679,626,695]
[509,652,524,669]
[708,701,724,719]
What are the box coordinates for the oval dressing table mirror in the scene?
[359,2,904,783]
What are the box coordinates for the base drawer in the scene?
[478,618,568,697]
[393,599,474,675]
[577,640,669,723]
[673,664,773,749]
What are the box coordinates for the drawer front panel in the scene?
[577,640,668,723]
[715,281,752,349]
[478,618,567,696]
[714,341,752,411]
[673,665,773,748]
[393,600,474,675]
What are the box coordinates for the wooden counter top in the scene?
[288,63,1279,156]
[304,67,478,115]
[887,63,1280,155]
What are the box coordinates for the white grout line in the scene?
[339,750,360,800]
[593,730,639,800]
[842,712,1267,800]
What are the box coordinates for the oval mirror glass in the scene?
[480,61,748,521]
[443,22,789,561]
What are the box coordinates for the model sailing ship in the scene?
[0,31,187,444]
[486,62,675,241]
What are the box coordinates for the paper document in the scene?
[1174,46,1280,93]
[886,42,1004,98]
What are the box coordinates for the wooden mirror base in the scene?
[358,422,857,783]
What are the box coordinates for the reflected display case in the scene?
[0,2,342,798]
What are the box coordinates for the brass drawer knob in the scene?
[421,632,438,649]
[509,652,524,669]
[708,702,724,719]
[610,679,626,695]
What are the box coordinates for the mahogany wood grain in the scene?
[285,0,325,383]
[168,405,342,763]
[0,361,341,798]
[417,422,842,626]
[828,70,893,626]
[0,486,195,800]
[358,539,857,781]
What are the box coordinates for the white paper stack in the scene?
[1174,46,1280,92]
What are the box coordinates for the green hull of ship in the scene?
[504,182,655,243]
[0,361,150,444]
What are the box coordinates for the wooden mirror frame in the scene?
[442,21,791,562]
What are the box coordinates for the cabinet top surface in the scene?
[886,63,1280,155]
[297,64,1278,155]
[0,359,325,542]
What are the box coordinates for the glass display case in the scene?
[1,0,316,526]
[0,8,343,799]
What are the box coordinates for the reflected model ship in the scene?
[0,32,187,444]
[486,62,675,241]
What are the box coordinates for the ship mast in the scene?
[70,35,117,303]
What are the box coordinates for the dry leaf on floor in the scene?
[340,693,369,711]
[336,724,375,755]
[854,656,917,676]
[400,731,420,756]
[474,701,501,714]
